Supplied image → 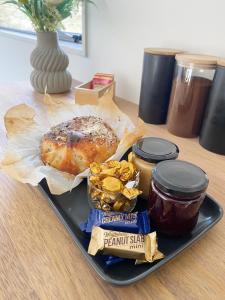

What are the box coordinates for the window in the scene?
[0,2,85,47]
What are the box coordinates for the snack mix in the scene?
[88,158,142,212]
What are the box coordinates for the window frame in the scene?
[0,1,87,56]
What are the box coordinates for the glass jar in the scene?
[87,171,139,213]
[132,137,179,200]
[167,54,216,138]
[148,160,209,236]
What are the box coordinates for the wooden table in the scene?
[0,82,225,300]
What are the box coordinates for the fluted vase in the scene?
[30,32,72,94]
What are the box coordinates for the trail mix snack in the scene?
[80,209,150,234]
[88,159,142,212]
[88,226,164,263]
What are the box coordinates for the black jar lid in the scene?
[132,137,179,163]
[152,160,209,198]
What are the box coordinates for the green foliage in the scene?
[1,0,91,32]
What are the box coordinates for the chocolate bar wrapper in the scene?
[80,209,150,234]
[103,256,127,266]
[135,251,164,265]
[88,227,164,262]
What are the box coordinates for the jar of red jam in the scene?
[148,160,209,236]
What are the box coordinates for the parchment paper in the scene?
[0,91,145,194]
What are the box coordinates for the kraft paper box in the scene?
[75,81,116,105]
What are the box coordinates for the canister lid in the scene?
[132,137,179,163]
[152,160,209,198]
[144,48,183,56]
[175,54,217,65]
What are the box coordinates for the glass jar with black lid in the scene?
[149,160,209,236]
[132,137,179,200]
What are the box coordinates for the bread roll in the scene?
[40,116,119,175]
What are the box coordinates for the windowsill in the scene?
[0,28,86,57]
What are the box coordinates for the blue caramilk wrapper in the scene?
[80,209,150,234]
[103,255,128,267]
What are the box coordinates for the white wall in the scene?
[1,0,225,103]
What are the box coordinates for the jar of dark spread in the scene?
[167,54,216,138]
[132,137,179,200]
[149,160,209,236]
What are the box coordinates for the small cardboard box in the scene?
[75,81,115,105]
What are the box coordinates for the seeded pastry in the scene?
[40,116,119,175]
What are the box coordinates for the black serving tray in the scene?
[38,178,223,286]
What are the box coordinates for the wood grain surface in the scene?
[0,82,225,300]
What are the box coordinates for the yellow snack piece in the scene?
[119,161,134,174]
[100,167,118,177]
[120,171,132,182]
[89,175,100,185]
[107,160,121,169]
[102,177,123,193]
[90,162,101,175]
[100,192,111,204]
[128,152,134,163]
[119,160,130,171]
[122,188,142,200]
[90,189,101,200]
[119,161,135,182]
[90,178,102,189]
[113,199,125,211]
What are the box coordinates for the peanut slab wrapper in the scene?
[0,89,146,195]
[88,226,164,263]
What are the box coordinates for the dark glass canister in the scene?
[200,59,225,155]
[139,48,182,124]
[148,160,209,236]
[167,54,216,138]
